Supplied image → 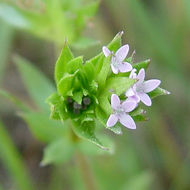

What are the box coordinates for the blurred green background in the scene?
[0,0,190,190]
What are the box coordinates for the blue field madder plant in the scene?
[47,31,170,150]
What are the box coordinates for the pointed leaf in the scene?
[96,56,111,89]
[41,138,74,166]
[57,71,78,96]
[20,112,65,143]
[149,87,170,99]
[133,59,151,72]
[72,121,109,150]
[67,56,83,74]
[55,43,74,84]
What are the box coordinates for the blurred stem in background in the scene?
[0,20,13,85]
[76,152,98,190]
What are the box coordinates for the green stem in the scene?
[75,152,98,190]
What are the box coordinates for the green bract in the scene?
[47,32,169,150]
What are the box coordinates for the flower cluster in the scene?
[103,44,162,129]
[47,31,169,149]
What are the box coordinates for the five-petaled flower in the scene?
[102,44,132,74]
[106,94,137,129]
[125,68,161,106]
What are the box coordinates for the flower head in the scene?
[102,45,132,74]
[106,94,137,129]
[126,69,161,106]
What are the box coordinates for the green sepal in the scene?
[55,43,74,84]
[149,87,170,99]
[133,59,151,72]
[130,106,149,122]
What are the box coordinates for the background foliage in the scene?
[0,0,190,190]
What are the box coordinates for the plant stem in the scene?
[75,152,98,190]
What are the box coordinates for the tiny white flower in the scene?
[106,94,137,129]
[126,69,161,106]
[102,45,132,74]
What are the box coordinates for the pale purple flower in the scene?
[126,68,161,106]
[102,45,132,74]
[106,94,137,129]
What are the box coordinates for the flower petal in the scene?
[125,87,135,97]
[127,95,141,103]
[118,62,132,73]
[138,92,152,106]
[119,114,136,129]
[143,79,161,93]
[106,114,118,127]
[111,64,119,74]
[111,94,120,109]
[129,69,137,79]
[102,46,111,57]
[115,44,129,62]
[137,68,145,84]
[122,100,137,112]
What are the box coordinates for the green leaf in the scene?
[96,56,111,89]
[78,134,115,155]
[98,95,112,115]
[103,77,136,96]
[20,112,66,143]
[149,87,170,99]
[41,138,74,166]
[0,120,35,190]
[14,55,55,111]
[55,43,74,84]
[107,31,123,52]
[130,106,148,122]
[67,56,83,74]
[57,71,78,96]
[130,106,146,116]
[133,114,149,122]
[83,60,95,82]
[71,120,109,150]
[133,59,151,71]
